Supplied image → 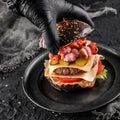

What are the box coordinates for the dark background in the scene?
[0,0,120,120]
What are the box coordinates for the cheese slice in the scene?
[45,55,99,82]
[47,55,96,75]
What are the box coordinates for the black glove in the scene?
[3,0,94,54]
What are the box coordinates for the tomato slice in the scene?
[88,42,98,54]
[76,39,86,47]
[97,60,103,75]
[49,53,60,61]
[56,77,81,83]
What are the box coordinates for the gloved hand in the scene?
[3,0,94,54]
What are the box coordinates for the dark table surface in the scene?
[0,0,120,120]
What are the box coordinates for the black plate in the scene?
[23,44,120,113]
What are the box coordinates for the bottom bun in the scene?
[46,77,96,92]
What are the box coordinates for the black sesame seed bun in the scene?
[39,20,93,48]
[57,20,93,46]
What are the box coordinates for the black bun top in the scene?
[57,20,93,46]
[39,20,93,48]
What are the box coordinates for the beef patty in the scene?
[54,67,83,75]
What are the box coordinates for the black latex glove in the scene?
[3,0,94,54]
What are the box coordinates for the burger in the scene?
[44,20,107,92]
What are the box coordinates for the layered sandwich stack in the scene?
[44,20,107,92]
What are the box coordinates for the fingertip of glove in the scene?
[85,18,95,28]
[49,44,59,54]
[49,48,59,54]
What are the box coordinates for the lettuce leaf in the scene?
[99,54,105,60]
[96,65,107,80]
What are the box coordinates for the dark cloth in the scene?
[0,0,120,120]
